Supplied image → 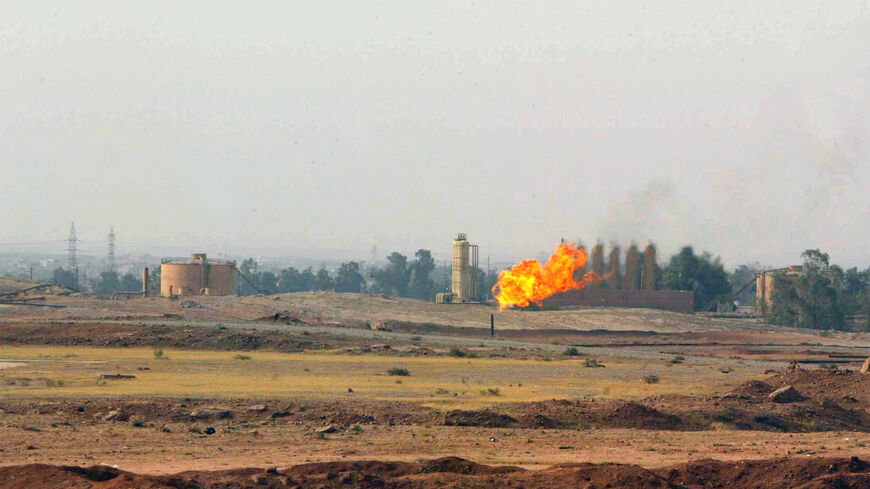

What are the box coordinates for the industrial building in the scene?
[436,233,480,303]
[755,265,804,315]
[160,253,237,297]
[543,243,694,314]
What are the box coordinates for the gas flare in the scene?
[492,242,606,310]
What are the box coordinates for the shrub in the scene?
[584,359,602,368]
[233,354,251,360]
[563,347,581,356]
[153,348,167,360]
[130,417,145,428]
[479,387,501,396]
[448,346,468,358]
[643,374,660,384]
[669,355,685,364]
[387,367,410,376]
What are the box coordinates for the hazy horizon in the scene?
[2,2,869,269]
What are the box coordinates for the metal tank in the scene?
[607,245,621,289]
[642,244,657,291]
[451,233,479,302]
[590,244,604,288]
[160,253,237,297]
[452,234,470,301]
[624,244,640,290]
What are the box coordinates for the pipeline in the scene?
[0,283,79,297]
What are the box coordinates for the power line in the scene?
[0,240,66,246]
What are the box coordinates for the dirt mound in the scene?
[523,462,673,489]
[731,379,775,398]
[598,401,684,429]
[443,410,520,427]
[2,457,868,489]
[502,399,691,430]
[259,310,306,323]
[768,385,804,403]
[0,322,343,353]
[288,457,519,478]
[767,367,870,404]
[0,397,438,429]
[660,456,870,489]
[0,464,164,489]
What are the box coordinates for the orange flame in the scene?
[492,242,606,310]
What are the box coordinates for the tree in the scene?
[313,268,333,291]
[838,267,870,318]
[408,249,435,300]
[260,271,278,294]
[119,272,142,291]
[240,258,258,276]
[729,262,763,305]
[147,266,161,296]
[482,269,500,300]
[300,268,316,290]
[335,261,365,293]
[237,258,260,295]
[661,246,732,311]
[51,268,78,289]
[277,267,300,293]
[768,249,845,330]
[91,271,121,297]
[371,252,410,296]
[801,249,830,274]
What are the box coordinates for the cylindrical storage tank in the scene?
[160,253,237,297]
[573,243,587,282]
[642,244,657,291]
[590,244,604,288]
[204,262,237,295]
[607,246,621,289]
[624,245,640,290]
[755,273,766,314]
[451,234,470,301]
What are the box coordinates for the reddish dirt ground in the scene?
[1,455,869,489]
[2,292,869,487]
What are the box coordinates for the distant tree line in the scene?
[49,267,146,297]
[766,249,870,331]
[90,271,143,297]
[236,258,352,295]
[236,250,436,300]
[235,249,500,302]
[660,246,732,311]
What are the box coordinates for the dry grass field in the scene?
[0,345,763,409]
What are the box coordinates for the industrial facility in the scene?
[586,243,657,291]
[160,253,237,297]
[755,265,804,315]
[436,233,480,303]
[543,243,695,314]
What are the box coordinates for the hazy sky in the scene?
[1,1,868,268]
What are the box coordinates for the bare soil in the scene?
[1,365,866,433]
[2,288,870,487]
[1,456,869,489]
